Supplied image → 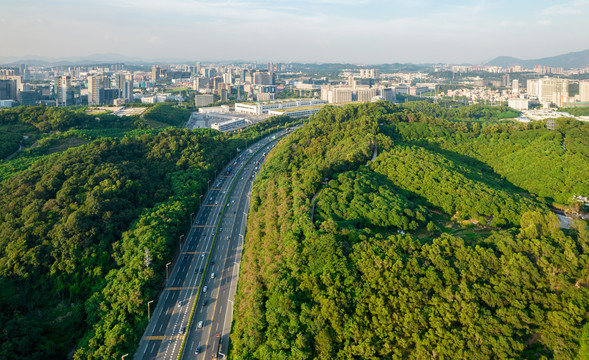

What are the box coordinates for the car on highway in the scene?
[197,321,203,329]
[202,299,207,307]
[195,346,201,354]
[177,300,185,307]
[179,326,186,334]
[211,273,215,279]
[203,285,207,293]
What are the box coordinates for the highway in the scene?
[134,129,287,360]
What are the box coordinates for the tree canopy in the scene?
[231,101,589,360]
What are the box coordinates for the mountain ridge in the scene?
[486,48,589,68]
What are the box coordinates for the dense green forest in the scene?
[232,102,589,359]
[0,105,297,359]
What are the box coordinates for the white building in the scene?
[234,99,327,115]
[512,79,519,94]
[198,105,230,114]
[508,98,530,111]
[321,85,396,104]
[580,80,589,102]
[0,99,16,108]
[359,69,380,78]
[211,118,248,132]
[267,107,324,119]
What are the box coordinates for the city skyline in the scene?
[1,0,588,64]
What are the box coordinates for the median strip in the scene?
[177,131,288,360]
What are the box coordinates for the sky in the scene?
[1,0,588,64]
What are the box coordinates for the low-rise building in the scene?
[234,99,327,116]
[211,118,249,132]
[508,98,530,111]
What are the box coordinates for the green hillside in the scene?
[0,105,297,359]
[231,102,589,360]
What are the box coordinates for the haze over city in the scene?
[2,0,589,64]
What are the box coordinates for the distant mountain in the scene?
[486,49,589,69]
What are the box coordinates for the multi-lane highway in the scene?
[134,129,288,360]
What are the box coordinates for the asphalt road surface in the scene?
[134,129,289,360]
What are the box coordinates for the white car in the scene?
[211,273,215,279]
[203,285,207,293]
[197,321,203,329]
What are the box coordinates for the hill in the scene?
[231,101,589,359]
[486,48,589,68]
[0,105,298,359]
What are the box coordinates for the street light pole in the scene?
[166,262,171,281]
[179,234,184,252]
[147,300,154,321]
[122,354,128,360]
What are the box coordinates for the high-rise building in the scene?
[538,77,569,106]
[88,75,101,105]
[527,79,539,97]
[502,74,510,87]
[222,73,233,84]
[99,88,120,105]
[512,79,519,94]
[579,80,589,102]
[193,77,210,90]
[359,69,380,79]
[116,73,133,102]
[152,66,166,81]
[0,76,21,101]
[0,79,15,100]
[253,71,272,85]
[54,75,71,106]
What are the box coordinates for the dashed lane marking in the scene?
[166,287,199,291]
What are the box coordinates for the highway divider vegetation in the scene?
[232,101,589,359]
[0,105,298,359]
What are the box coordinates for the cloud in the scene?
[538,19,552,26]
[542,3,585,15]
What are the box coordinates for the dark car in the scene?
[202,299,207,307]
[195,346,201,354]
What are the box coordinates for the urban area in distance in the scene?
[1,1,588,360]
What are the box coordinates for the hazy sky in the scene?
[1,0,588,64]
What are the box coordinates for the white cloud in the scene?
[538,19,552,26]
[542,2,585,15]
